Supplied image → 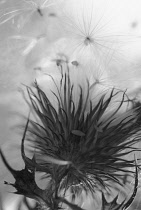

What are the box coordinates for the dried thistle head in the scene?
[1,66,141,210]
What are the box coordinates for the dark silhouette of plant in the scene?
[1,68,141,210]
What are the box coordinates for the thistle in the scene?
[1,67,141,209]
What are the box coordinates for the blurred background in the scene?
[1,0,141,209]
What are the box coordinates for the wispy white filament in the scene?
[0,0,60,30]
[59,0,124,65]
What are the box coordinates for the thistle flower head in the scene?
[1,65,141,209]
[26,67,141,193]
